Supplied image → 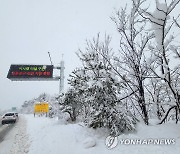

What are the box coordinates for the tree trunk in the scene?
[138,79,149,125]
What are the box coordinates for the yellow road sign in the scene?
[34,102,49,113]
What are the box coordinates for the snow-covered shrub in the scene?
[61,88,83,122]
[88,107,137,136]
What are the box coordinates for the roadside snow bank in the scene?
[25,114,109,154]
[25,114,180,154]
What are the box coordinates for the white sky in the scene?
[0,0,126,110]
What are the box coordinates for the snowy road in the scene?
[0,124,15,143]
[0,115,29,154]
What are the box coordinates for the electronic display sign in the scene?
[7,65,53,80]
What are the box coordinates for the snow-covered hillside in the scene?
[0,114,180,154]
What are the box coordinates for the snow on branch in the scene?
[167,0,180,14]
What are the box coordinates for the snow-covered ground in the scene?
[0,114,180,154]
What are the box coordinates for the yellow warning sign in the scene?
[34,102,49,113]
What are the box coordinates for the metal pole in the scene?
[48,52,53,65]
[59,59,65,94]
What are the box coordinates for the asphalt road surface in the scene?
[0,123,15,143]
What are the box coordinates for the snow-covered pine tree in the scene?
[66,34,137,136]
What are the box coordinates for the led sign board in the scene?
[7,65,53,80]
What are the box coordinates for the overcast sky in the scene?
[0,0,127,110]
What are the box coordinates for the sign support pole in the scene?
[59,59,65,94]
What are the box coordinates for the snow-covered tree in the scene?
[138,0,180,123]
[109,0,180,124]
[145,78,170,120]
[61,0,180,134]
[111,0,156,125]
[65,35,137,136]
